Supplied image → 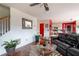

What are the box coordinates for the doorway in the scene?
[67,25,72,33]
[40,23,44,37]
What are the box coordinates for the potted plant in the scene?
[2,39,20,55]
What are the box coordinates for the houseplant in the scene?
[2,39,20,55]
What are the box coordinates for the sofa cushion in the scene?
[54,40,70,49]
[67,48,79,56]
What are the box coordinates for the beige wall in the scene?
[0,4,10,18]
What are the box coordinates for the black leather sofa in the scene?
[67,47,79,56]
[53,33,79,56]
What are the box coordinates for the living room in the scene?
[0,3,79,56]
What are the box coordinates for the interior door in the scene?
[40,23,44,37]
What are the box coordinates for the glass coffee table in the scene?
[31,45,62,56]
[39,48,53,56]
[36,44,62,56]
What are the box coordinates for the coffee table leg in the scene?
[42,51,44,56]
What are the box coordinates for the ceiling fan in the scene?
[30,3,49,11]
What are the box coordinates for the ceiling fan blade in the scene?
[44,3,49,11]
[30,3,40,6]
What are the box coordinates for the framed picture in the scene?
[22,18,33,29]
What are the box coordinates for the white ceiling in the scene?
[1,3,79,23]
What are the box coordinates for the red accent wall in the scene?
[72,21,76,32]
[49,19,53,35]
[40,23,44,37]
[62,21,76,32]
[49,19,53,45]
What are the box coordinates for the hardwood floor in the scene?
[1,42,61,56]
[1,42,35,56]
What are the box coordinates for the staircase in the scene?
[0,16,10,37]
